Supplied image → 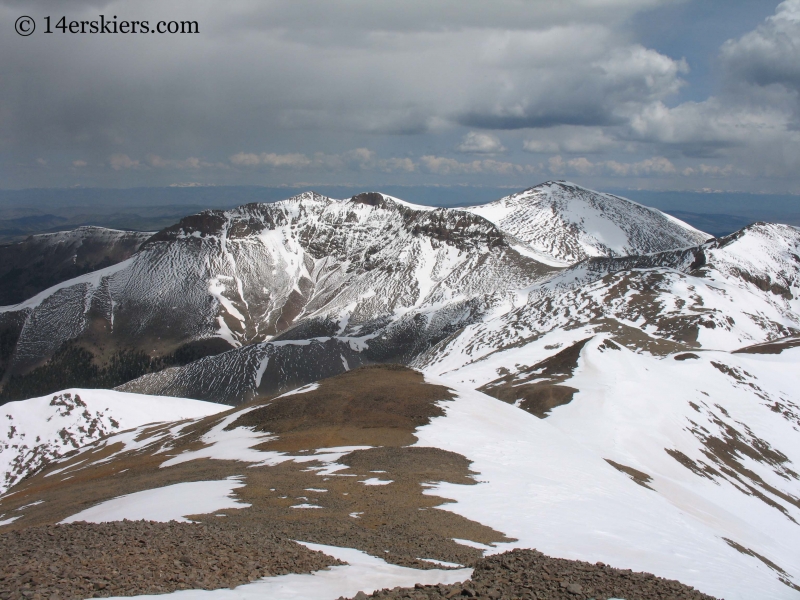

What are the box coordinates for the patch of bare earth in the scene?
[604,459,654,490]
[732,334,800,355]
[478,339,589,418]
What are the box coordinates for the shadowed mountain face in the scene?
[0,227,152,307]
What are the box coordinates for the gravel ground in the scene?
[344,549,720,600]
[0,520,342,600]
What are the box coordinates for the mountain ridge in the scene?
[0,183,788,405]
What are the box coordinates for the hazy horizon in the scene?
[1,183,798,242]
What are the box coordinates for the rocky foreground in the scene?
[0,520,342,600]
[344,549,719,600]
[0,520,720,600]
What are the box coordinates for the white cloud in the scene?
[229,152,261,167]
[109,154,139,170]
[229,152,312,168]
[420,155,538,175]
[628,96,793,148]
[524,127,617,154]
[545,154,741,179]
[72,160,88,168]
[681,164,738,178]
[602,156,677,176]
[146,155,215,169]
[378,157,416,172]
[260,153,313,168]
[229,149,417,173]
[720,0,800,92]
[457,132,506,154]
[455,32,688,129]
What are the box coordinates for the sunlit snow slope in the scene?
[416,222,800,377]
[422,342,800,597]
[466,181,710,264]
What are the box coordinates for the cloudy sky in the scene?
[2,0,799,193]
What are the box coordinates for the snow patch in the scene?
[60,477,249,524]
[359,478,393,486]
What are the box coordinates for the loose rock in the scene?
[0,520,342,600]
[350,548,720,600]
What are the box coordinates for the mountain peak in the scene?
[465,182,709,264]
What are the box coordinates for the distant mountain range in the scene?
[0,181,713,403]
[1,185,798,243]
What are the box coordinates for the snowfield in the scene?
[423,346,800,599]
[60,477,249,524]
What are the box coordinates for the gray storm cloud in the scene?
[1,0,799,191]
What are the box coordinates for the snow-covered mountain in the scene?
[0,191,553,401]
[465,181,710,264]
[0,183,711,402]
[113,221,800,404]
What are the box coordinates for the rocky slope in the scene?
[0,521,342,599]
[0,226,152,306]
[353,549,718,600]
